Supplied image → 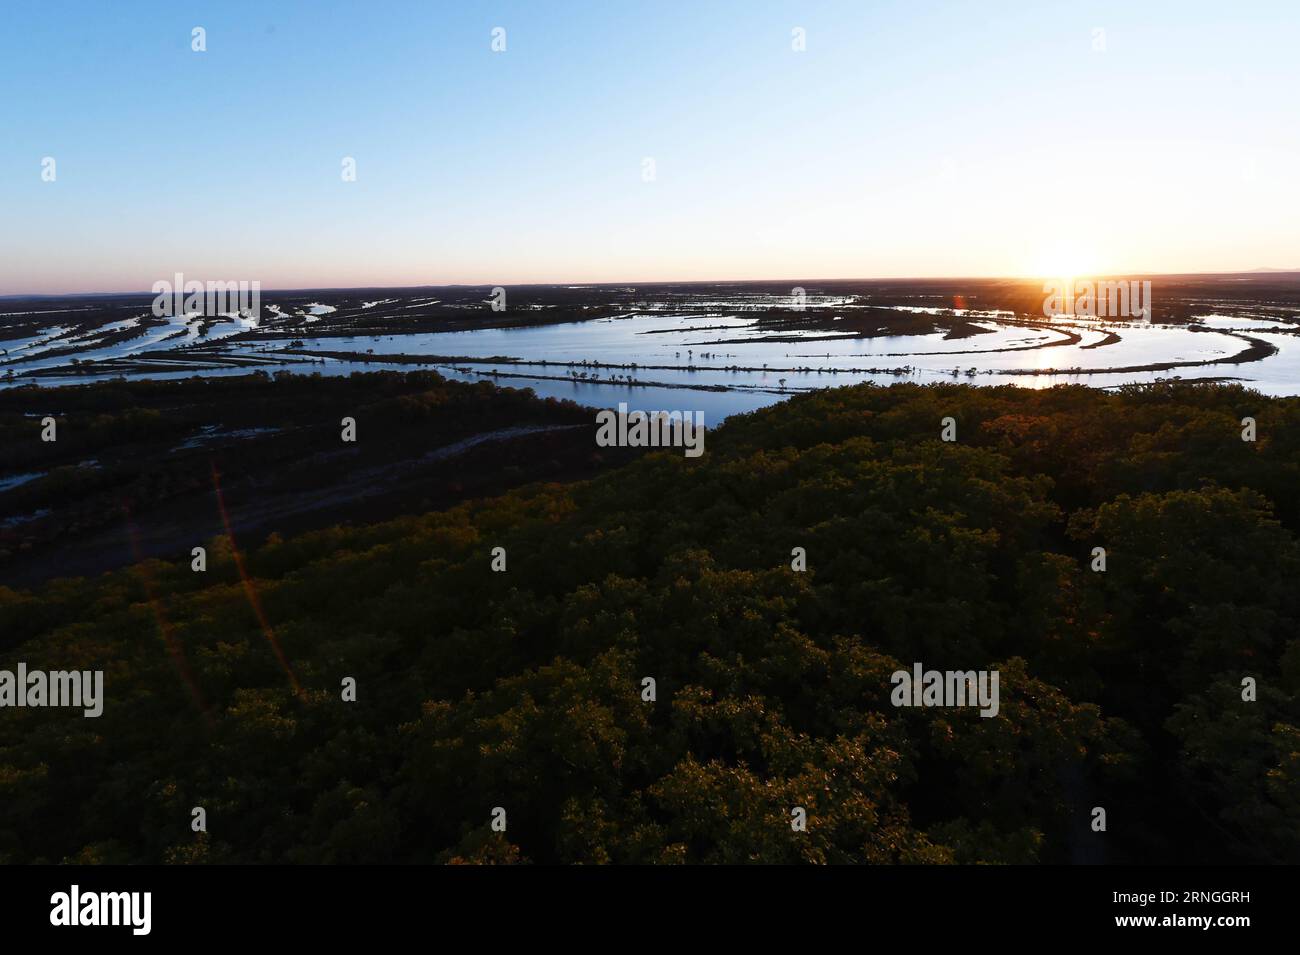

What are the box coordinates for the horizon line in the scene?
[3,267,1298,299]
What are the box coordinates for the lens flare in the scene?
[123,502,211,724]
[211,462,304,699]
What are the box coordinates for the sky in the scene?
[1,0,1298,294]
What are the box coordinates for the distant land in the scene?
[3,267,1300,300]
[3,274,1299,410]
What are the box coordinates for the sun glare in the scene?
[1030,240,1099,283]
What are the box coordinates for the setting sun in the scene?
[1028,239,1100,282]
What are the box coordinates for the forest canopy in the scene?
[1,378,1297,864]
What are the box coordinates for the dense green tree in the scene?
[2,378,1298,863]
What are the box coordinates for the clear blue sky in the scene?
[2,0,1297,293]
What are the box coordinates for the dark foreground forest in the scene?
[2,376,1298,864]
